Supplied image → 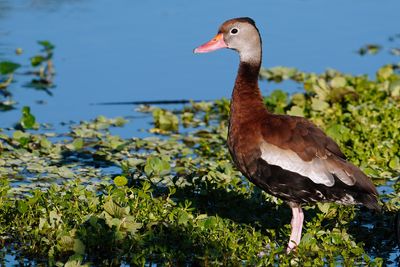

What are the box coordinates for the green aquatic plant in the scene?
[357,44,382,56]
[0,62,399,266]
[17,106,38,130]
[26,40,56,91]
[0,41,57,111]
[0,61,20,89]
[0,61,20,110]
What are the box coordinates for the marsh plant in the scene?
[0,60,399,266]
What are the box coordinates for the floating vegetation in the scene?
[0,40,56,110]
[16,106,39,130]
[0,61,20,110]
[357,34,400,58]
[0,63,400,265]
[357,44,382,56]
[25,40,56,91]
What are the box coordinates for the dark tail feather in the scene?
[360,193,381,212]
[339,159,381,211]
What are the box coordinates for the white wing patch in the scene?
[260,142,355,187]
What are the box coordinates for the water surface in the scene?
[0,0,399,129]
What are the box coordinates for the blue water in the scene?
[0,0,399,129]
[0,1,399,265]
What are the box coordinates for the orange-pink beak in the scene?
[194,33,228,53]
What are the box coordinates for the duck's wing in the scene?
[259,114,377,196]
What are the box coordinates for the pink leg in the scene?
[287,203,304,253]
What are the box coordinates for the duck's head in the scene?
[194,17,261,63]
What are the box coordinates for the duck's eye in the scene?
[230,28,239,35]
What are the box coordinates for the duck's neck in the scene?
[235,61,261,88]
[230,60,269,125]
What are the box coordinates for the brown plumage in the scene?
[194,17,380,252]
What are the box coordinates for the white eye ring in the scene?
[230,28,239,35]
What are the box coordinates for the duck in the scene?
[194,17,380,252]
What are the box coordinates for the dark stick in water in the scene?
[92,99,208,106]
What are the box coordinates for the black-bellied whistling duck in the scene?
[194,17,380,252]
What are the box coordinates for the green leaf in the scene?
[20,106,37,129]
[311,98,329,111]
[17,200,28,214]
[59,235,74,249]
[301,232,314,246]
[114,175,128,187]
[13,130,30,142]
[125,158,145,167]
[64,254,88,267]
[178,211,189,225]
[330,76,346,88]
[108,136,124,150]
[389,80,400,98]
[72,138,84,150]
[57,166,75,179]
[73,239,85,255]
[103,200,126,218]
[144,156,171,177]
[317,203,331,214]
[38,40,55,51]
[287,106,304,116]
[357,44,381,56]
[204,216,218,228]
[0,61,20,75]
[268,90,287,105]
[259,66,298,82]
[30,55,46,67]
[389,157,400,170]
[152,108,179,132]
[326,124,351,142]
[114,117,128,127]
[377,65,393,80]
[291,93,306,107]
[122,216,142,233]
[312,79,330,100]
[40,136,52,149]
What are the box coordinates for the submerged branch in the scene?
[92,99,209,106]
